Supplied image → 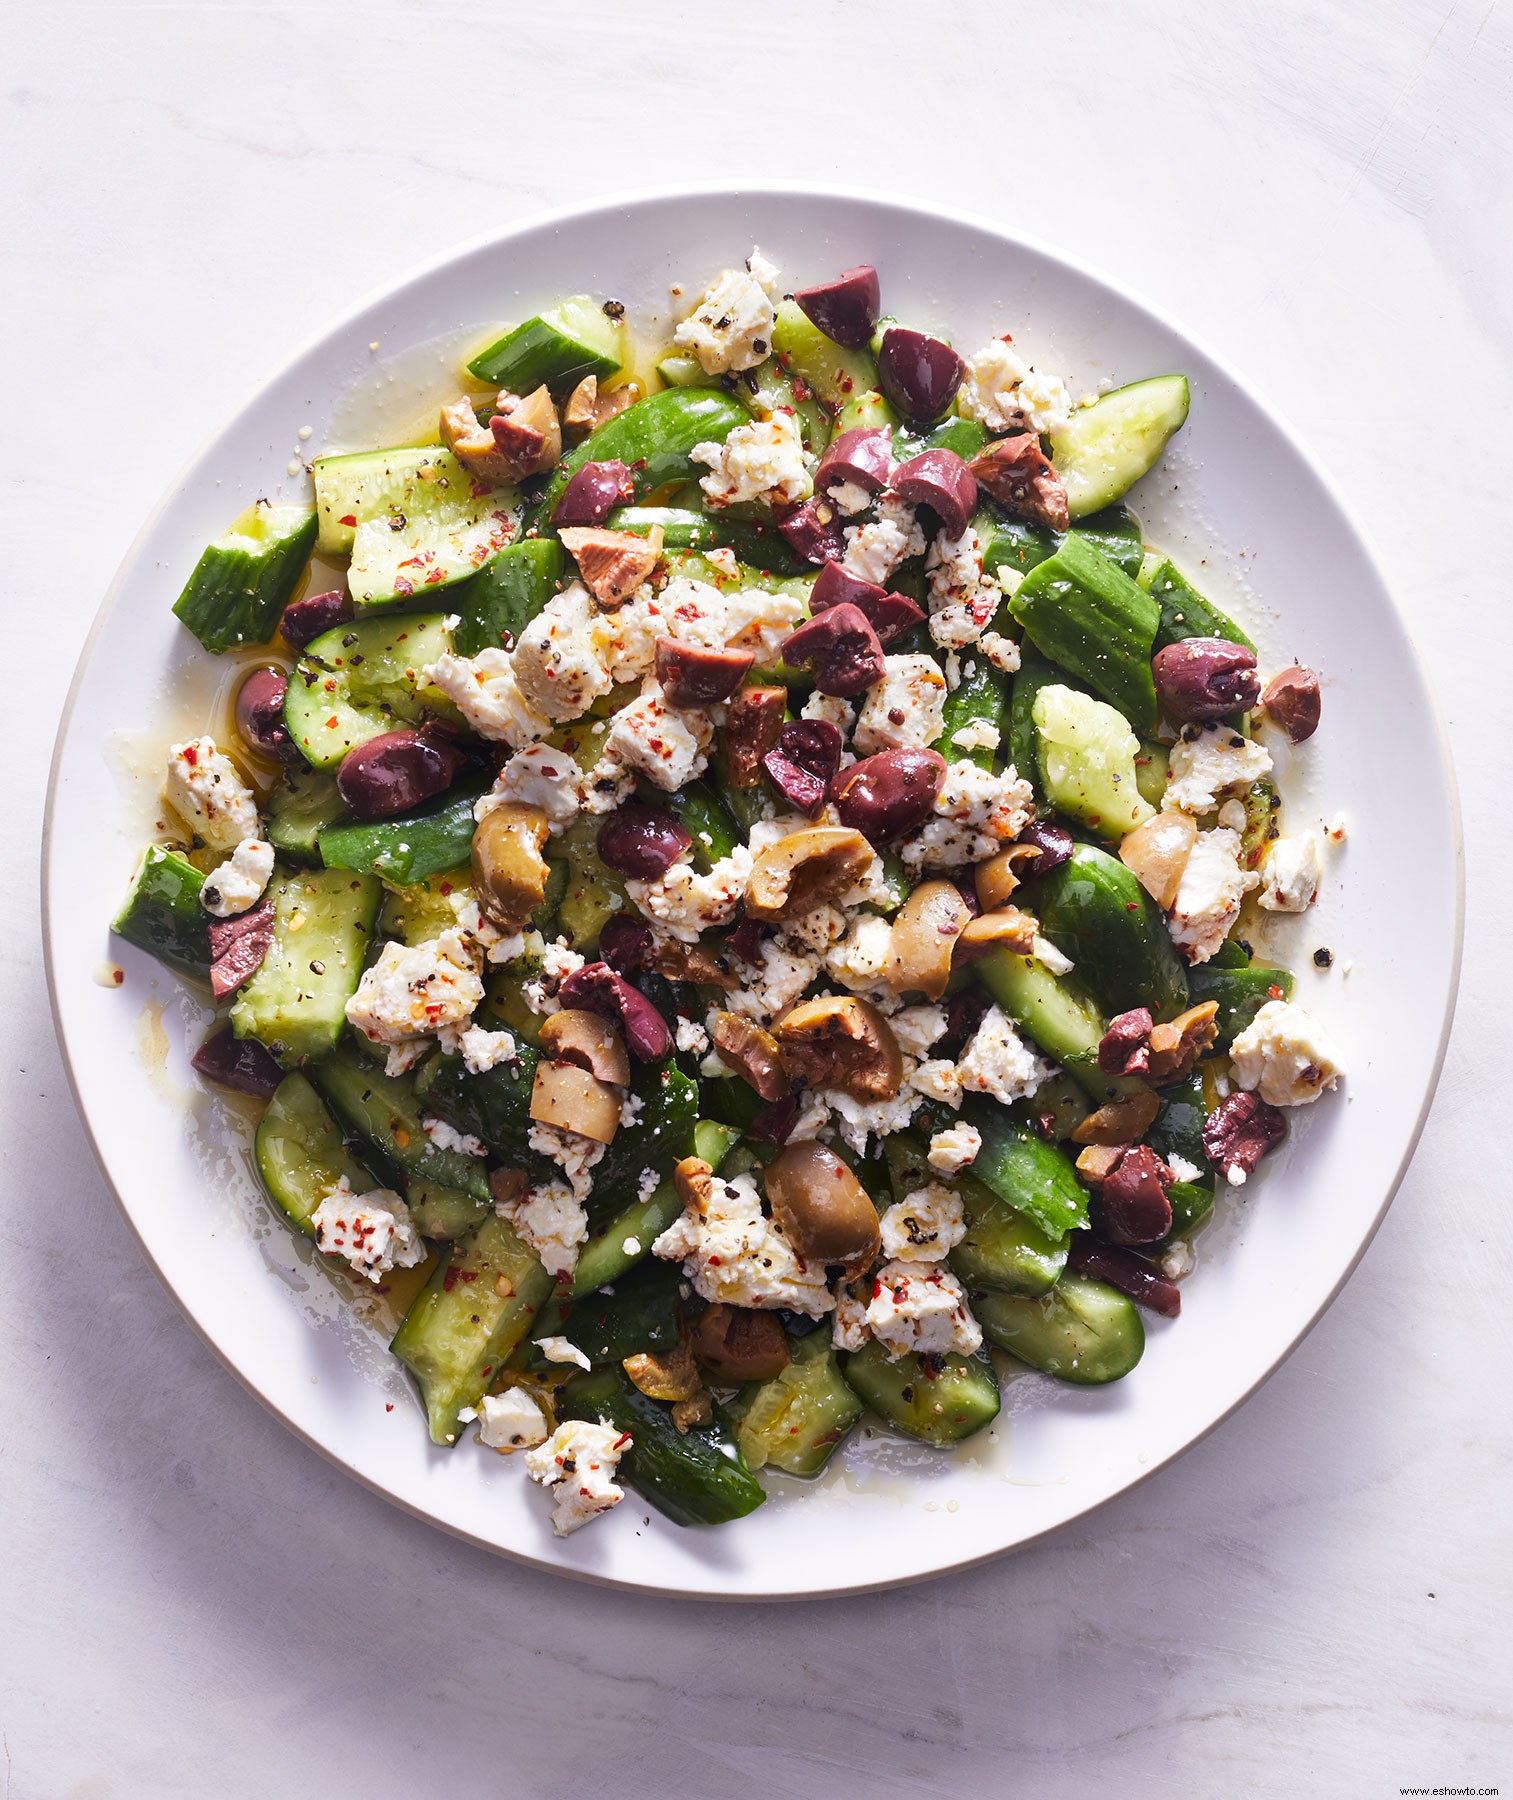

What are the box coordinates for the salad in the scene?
[112,248,1347,1539]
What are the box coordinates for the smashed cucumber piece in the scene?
[172,502,318,654]
[1031,684,1155,842]
[1050,374,1190,519]
[282,611,456,771]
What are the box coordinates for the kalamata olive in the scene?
[764,1139,882,1271]
[816,426,893,496]
[550,458,635,529]
[775,495,848,566]
[808,561,924,647]
[792,265,881,350]
[280,588,353,648]
[191,1025,283,1098]
[654,637,755,707]
[890,449,978,537]
[722,686,787,788]
[781,603,885,696]
[876,327,965,424]
[596,802,692,879]
[833,747,947,844]
[1017,818,1074,877]
[1152,638,1261,724]
[762,719,843,818]
[207,899,276,1000]
[1202,1090,1287,1183]
[746,1092,800,1146]
[1068,1237,1181,1319]
[336,727,465,821]
[234,667,297,761]
[598,914,655,976]
[1097,1146,1174,1246]
[1097,1007,1155,1076]
[557,962,672,1062]
[968,436,1070,532]
[1259,665,1322,743]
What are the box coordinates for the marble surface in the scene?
[5,2,1510,1793]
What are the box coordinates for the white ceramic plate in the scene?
[45,185,1462,1599]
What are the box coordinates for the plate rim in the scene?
[42,180,1466,1601]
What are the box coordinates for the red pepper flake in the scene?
[613,1431,632,1450]
[442,1266,460,1291]
[459,1269,478,1283]
[1267,984,1283,999]
[385,1402,394,1412]
[393,576,414,596]
[339,513,357,527]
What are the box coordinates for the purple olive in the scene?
[280,588,352,649]
[808,561,923,647]
[762,720,843,819]
[876,327,965,424]
[1067,1237,1181,1319]
[1259,665,1322,743]
[816,427,893,497]
[1097,1147,1174,1246]
[1017,819,1074,876]
[191,1025,283,1098]
[891,449,978,537]
[550,458,635,529]
[782,604,885,697]
[793,265,881,350]
[207,899,276,1000]
[596,802,693,879]
[775,496,848,566]
[234,667,298,762]
[1152,638,1261,724]
[653,637,755,708]
[598,914,655,977]
[557,962,672,1062]
[832,747,947,844]
[335,727,465,821]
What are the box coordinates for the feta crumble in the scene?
[865,1260,982,1359]
[345,928,483,1049]
[425,647,554,747]
[477,1388,549,1453]
[853,653,948,754]
[879,1185,966,1262]
[958,337,1074,437]
[625,846,753,941]
[310,1177,425,1284]
[421,1115,486,1158]
[475,743,583,834]
[164,737,259,852]
[534,1336,592,1371]
[926,526,1000,649]
[1257,832,1322,912]
[1229,999,1347,1107]
[200,836,274,918]
[692,408,811,508]
[596,678,713,792]
[900,759,1034,869]
[1162,725,1273,816]
[652,1169,834,1315]
[499,1176,588,1279]
[525,1420,629,1536]
[958,1005,1050,1104]
[929,1123,983,1175]
[843,494,926,586]
[1166,828,1259,965]
[673,260,777,374]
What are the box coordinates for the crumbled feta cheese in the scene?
[900,759,1035,869]
[534,1335,592,1371]
[597,678,713,792]
[854,653,948,754]
[1325,813,1349,844]
[843,494,926,585]
[1257,832,1322,912]
[1167,1152,1204,1185]
[926,527,1000,649]
[1162,725,1273,815]
[827,478,873,516]
[801,691,856,738]
[425,647,554,747]
[1032,934,1075,976]
[673,264,776,374]
[475,743,583,834]
[622,1236,643,1258]
[821,915,893,993]
[788,1089,833,1142]
[499,1176,588,1278]
[652,1169,834,1315]
[958,1005,1050,1104]
[692,408,811,508]
[958,337,1074,436]
[674,1016,710,1057]
[1229,999,1346,1106]
[977,630,1021,674]
[865,1260,982,1359]
[521,939,587,1016]
[199,836,274,918]
[512,581,617,723]
[1160,1240,1196,1281]
[745,246,781,297]
[164,737,259,852]
[1217,798,1249,832]
[826,1086,920,1155]
[527,1120,605,1206]
[891,1004,950,1058]
[421,1115,487,1157]
[929,1123,982,1175]
[832,1285,871,1352]
[477,1388,550,1452]
[525,1420,629,1536]
[880,1184,966,1262]
[907,1058,964,1109]
[345,928,483,1048]
[951,718,1001,753]
[726,935,826,1023]
[455,1023,518,1073]
[625,846,753,941]
[383,1041,426,1079]
[1167,827,1259,964]
[309,1176,424,1284]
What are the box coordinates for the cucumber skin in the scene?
[309,1044,492,1206]
[982,504,1144,584]
[1009,535,1163,736]
[416,1045,546,1171]
[1146,559,1255,655]
[975,1274,1145,1385]
[728,1332,863,1478]
[606,505,809,577]
[254,1072,375,1238]
[841,1342,1001,1447]
[317,784,484,886]
[111,845,210,979]
[1050,375,1190,520]
[229,865,381,1065]
[557,1368,766,1527]
[557,1261,683,1368]
[1028,844,1190,1023]
[974,945,1135,1103]
[467,298,621,393]
[391,1213,553,1446]
[958,1100,1089,1240]
[538,388,749,526]
[172,505,317,654]
[450,538,565,657]
[940,657,1009,772]
[283,612,455,772]
[1187,960,1294,1048]
[585,1066,699,1228]
[266,769,346,864]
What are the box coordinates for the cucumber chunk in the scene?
[265,768,346,864]
[111,845,209,979]
[606,504,808,576]
[557,1260,683,1368]
[254,1072,374,1237]
[449,538,565,657]
[584,1065,699,1227]
[172,502,317,653]
[728,1331,863,1477]
[974,945,1106,1097]
[318,782,485,886]
[1050,374,1190,519]
[1146,558,1255,655]
[229,864,380,1064]
[568,1119,735,1297]
[282,611,455,771]
[940,656,1009,771]
[771,299,878,407]
[958,1101,1089,1240]
[981,504,1145,584]
[390,1213,552,1445]
[1031,683,1156,842]
[405,1182,489,1241]
[310,1042,492,1206]
[467,297,623,395]
[1028,843,1189,1022]
[314,446,442,556]
[1187,959,1294,1048]
[976,1274,1145,1385]
[415,1044,545,1170]
[842,1341,1001,1447]
[556,1368,766,1527]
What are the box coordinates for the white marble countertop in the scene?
[6,2,1510,1792]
